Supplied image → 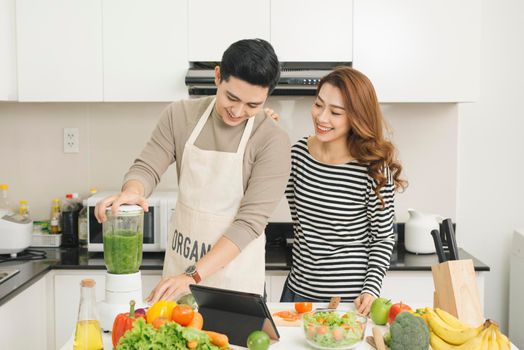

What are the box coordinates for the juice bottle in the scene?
[73,279,103,350]
[50,199,62,234]
[19,200,30,219]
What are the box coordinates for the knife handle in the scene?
[431,229,446,263]
[443,218,459,260]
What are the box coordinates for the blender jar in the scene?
[102,205,144,274]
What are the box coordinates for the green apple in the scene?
[370,297,392,325]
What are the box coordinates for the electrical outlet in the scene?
[63,128,79,153]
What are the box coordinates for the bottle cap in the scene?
[0,184,8,190]
[66,194,73,199]
[19,200,28,205]
[80,278,96,288]
[53,198,61,204]
[89,188,98,194]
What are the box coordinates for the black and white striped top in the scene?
[285,138,395,301]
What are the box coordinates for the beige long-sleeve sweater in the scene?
[123,96,291,250]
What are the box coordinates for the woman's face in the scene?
[311,83,350,143]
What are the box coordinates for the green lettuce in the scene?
[116,318,220,350]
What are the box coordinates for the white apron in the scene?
[163,98,266,295]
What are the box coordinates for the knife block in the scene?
[431,259,484,327]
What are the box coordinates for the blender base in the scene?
[97,271,147,331]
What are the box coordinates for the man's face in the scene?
[214,66,269,126]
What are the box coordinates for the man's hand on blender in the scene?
[94,180,149,223]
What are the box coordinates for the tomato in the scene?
[247,330,270,350]
[316,325,328,335]
[171,304,195,326]
[332,328,344,341]
[152,316,170,329]
[306,325,316,339]
[294,302,313,314]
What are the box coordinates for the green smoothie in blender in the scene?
[103,230,143,274]
[103,205,144,274]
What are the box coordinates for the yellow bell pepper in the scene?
[146,300,177,324]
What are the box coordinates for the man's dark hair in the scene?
[220,39,280,94]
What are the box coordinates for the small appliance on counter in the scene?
[0,214,33,257]
[87,191,176,252]
[97,205,147,331]
[404,209,442,254]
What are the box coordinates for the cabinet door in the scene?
[188,0,270,61]
[265,271,288,302]
[0,0,17,100]
[54,272,106,349]
[16,0,103,101]
[0,277,48,349]
[103,0,188,101]
[270,0,353,62]
[53,270,162,349]
[353,0,481,102]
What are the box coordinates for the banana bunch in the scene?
[423,307,511,350]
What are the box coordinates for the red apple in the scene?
[387,302,412,324]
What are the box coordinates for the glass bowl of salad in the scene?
[301,309,367,349]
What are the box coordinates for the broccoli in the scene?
[390,312,430,350]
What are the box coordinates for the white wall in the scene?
[457,0,524,333]
[0,98,457,223]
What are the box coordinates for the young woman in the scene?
[281,67,407,316]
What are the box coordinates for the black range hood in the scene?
[185,62,351,96]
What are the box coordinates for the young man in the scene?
[95,39,291,302]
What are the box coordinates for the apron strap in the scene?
[186,97,216,146]
[236,117,254,155]
[186,97,255,155]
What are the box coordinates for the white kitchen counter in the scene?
[61,302,519,350]
[61,303,378,350]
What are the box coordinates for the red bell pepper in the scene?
[111,300,145,347]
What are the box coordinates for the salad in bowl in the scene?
[302,309,367,349]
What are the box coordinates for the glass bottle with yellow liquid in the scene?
[50,198,62,234]
[74,279,103,350]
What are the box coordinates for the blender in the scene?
[97,205,146,331]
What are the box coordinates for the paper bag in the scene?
[431,259,484,327]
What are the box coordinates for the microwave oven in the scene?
[87,191,177,252]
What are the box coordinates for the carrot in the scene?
[187,311,204,330]
[187,340,198,349]
[205,331,229,347]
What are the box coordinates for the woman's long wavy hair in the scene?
[317,67,407,206]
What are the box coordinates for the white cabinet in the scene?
[264,270,486,307]
[0,276,49,349]
[103,0,188,101]
[52,270,162,349]
[0,0,17,100]
[266,271,288,302]
[270,0,353,62]
[188,0,353,63]
[353,0,481,102]
[187,0,270,62]
[381,270,485,307]
[16,0,103,101]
